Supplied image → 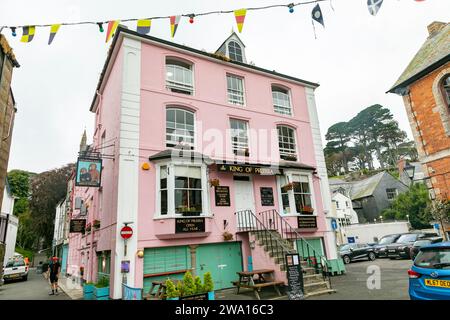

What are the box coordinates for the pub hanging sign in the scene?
[75,157,102,188]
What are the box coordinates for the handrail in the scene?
[234,210,295,259]
[257,209,332,288]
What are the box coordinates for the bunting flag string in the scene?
[1,0,427,44]
[234,9,247,33]
[48,24,60,45]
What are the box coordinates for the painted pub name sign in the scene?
[175,218,206,233]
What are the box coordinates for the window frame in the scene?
[277,125,298,161]
[441,75,450,108]
[226,74,246,106]
[165,57,194,95]
[154,161,210,218]
[272,85,293,116]
[165,107,196,150]
[276,171,316,216]
[386,188,398,200]
[228,41,243,62]
[229,118,250,156]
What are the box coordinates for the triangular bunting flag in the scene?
[170,15,181,38]
[137,19,151,35]
[367,0,384,16]
[21,26,35,43]
[106,20,120,43]
[311,4,324,27]
[234,9,247,33]
[48,24,61,45]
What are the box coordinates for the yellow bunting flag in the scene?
[48,24,61,45]
[137,19,151,35]
[105,20,120,43]
[21,26,35,43]
[234,9,247,33]
[170,15,181,38]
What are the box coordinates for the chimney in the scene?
[427,21,446,37]
[397,158,406,174]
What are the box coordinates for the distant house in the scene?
[330,172,409,223]
[1,179,18,265]
[331,191,359,225]
[397,158,425,187]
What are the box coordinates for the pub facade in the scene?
[74,27,340,299]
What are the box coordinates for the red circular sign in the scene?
[120,226,133,239]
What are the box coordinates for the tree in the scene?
[382,183,431,229]
[426,199,450,241]
[7,170,35,216]
[324,122,351,173]
[29,163,75,249]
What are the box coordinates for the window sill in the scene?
[153,214,213,220]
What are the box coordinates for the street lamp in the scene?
[379,216,384,223]
[404,163,415,181]
[406,214,410,223]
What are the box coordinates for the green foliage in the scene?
[382,183,431,229]
[165,279,180,298]
[182,271,196,296]
[203,272,214,292]
[95,276,109,288]
[176,280,184,297]
[426,199,450,240]
[14,247,34,260]
[194,276,204,294]
[16,211,37,250]
[7,170,35,199]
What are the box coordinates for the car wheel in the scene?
[343,255,351,264]
[368,252,376,261]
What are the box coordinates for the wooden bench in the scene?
[232,280,284,300]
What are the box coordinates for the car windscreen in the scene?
[339,244,356,251]
[396,234,418,243]
[378,236,397,245]
[5,260,25,268]
[414,248,450,269]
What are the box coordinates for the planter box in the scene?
[207,291,215,300]
[178,291,215,300]
[94,286,110,300]
[83,284,94,300]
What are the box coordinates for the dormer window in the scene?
[228,41,243,62]
[166,58,194,95]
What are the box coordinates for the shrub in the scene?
[165,279,180,298]
[203,272,214,292]
[194,276,204,294]
[182,271,196,296]
[176,281,184,297]
[95,276,109,288]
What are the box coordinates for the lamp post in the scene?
[406,214,410,223]
[379,215,383,223]
[404,163,415,185]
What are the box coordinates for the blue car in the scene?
[409,242,450,300]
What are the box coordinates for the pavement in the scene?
[309,258,412,300]
[57,274,83,300]
[0,268,70,300]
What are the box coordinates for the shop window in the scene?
[166,108,195,149]
[227,74,245,105]
[166,58,194,95]
[160,166,168,215]
[230,119,249,156]
[228,41,243,62]
[174,166,202,215]
[272,86,292,115]
[292,175,312,213]
[279,176,291,214]
[277,125,297,161]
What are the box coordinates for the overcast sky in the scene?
[1,0,449,173]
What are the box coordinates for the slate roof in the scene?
[388,22,450,94]
[329,172,387,200]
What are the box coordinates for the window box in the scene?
[93,220,101,229]
[281,154,297,162]
[300,206,314,215]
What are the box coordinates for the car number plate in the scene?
[425,279,450,289]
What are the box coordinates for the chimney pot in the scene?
[427,21,446,37]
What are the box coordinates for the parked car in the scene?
[387,232,438,260]
[410,237,443,260]
[409,241,450,300]
[372,234,403,258]
[339,243,376,264]
[2,258,28,282]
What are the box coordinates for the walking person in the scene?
[47,256,61,295]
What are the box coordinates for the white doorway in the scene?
[234,176,256,228]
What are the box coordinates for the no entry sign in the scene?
[120,225,133,239]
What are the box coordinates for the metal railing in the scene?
[257,209,332,288]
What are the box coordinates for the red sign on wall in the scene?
[120,226,133,239]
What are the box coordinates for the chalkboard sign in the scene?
[215,186,230,206]
[175,218,205,233]
[297,216,317,229]
[285,253,304,300]
[70,219,86,233]
[260,187,274,206]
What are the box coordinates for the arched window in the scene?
[272,86,292,115]
[166,107,195,149]
[228,41,243,62]
[441,75,450,108]
[277,125,297,161]
[165,58,193,95]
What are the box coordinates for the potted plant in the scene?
[93,220,101,229]
[85,223,92,233]
[93,276,110,300]
[203,272,215,300]
[178,206,201,217]
[281,182,294,192]
[222,231,233,241]
[281,154,297,162]
[182,271,196,296]
[209,178,220,187]
[194,276,203,294]
[301,206,314,215]
[83,281,95,300]
[165,279,180,300]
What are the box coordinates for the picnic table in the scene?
[145,279,181,300]
[232,269,284,300]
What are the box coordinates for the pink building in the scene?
[71,27,341,299]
